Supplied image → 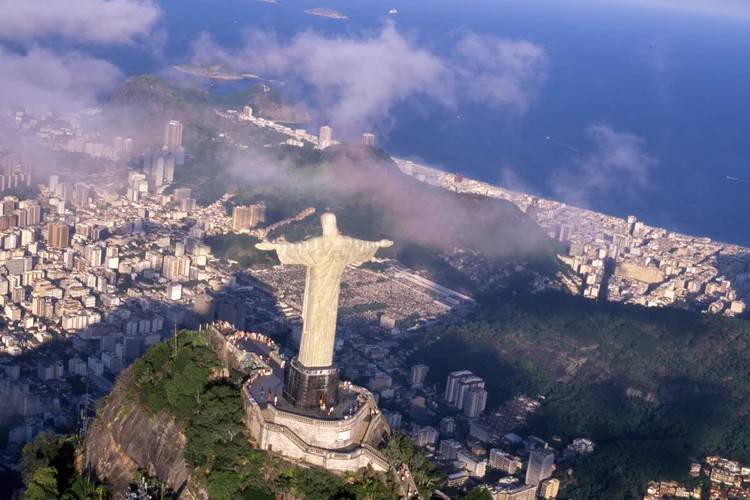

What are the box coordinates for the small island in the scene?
[304,7,348,19]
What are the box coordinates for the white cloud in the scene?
[552,124,659,207]
[0,0,161,43]
[454,34,548,113]
[0,47,122,111]
[191,22,549,133]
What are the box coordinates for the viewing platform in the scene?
[209,322,391,473]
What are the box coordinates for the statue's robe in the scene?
[274,235,382,367]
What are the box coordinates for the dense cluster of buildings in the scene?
[643,455,750,499]
[1,104,136,164]
[8,98,750,500]
[219,105,376,151]
[396,159,750,316]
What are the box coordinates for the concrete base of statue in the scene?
[243,379,391,473]
[283,358,340,409]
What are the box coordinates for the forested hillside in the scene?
[412,291,750,499]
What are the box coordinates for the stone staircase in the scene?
[261,407,273,421]
[392,463,420,500]
[353,413,371,443]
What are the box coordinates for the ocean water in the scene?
[115,0,750,245]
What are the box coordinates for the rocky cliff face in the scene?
[84,369,204,498]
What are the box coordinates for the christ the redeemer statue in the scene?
[256,213,393,368]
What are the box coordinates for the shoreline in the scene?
[391,157,746,251]
[172,66,245,81]
[173,66,285,85]
[304,9,348,19]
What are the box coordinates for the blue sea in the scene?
[111,0,750,246]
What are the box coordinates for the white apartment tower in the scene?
[319,125,332,147]
[362,133,375,146]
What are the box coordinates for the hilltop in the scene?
[82,330,431,499]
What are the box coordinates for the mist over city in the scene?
[1,0,750,499]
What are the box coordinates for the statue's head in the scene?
[321,212,340,236]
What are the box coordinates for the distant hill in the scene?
[107,74,309,148]
[413,290,750,499]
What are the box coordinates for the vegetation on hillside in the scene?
[124,331,403,499]
[20,432,114,500]
[382,431,443,496]
[411,290,750,499]
[108,74,306,149]
[204,233,280,270]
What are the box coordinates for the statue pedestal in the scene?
[283,358,339,409]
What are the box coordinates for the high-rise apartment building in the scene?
[153,157,165,186]
[48,222,70,248]
[463,387,488,418]
[494,485,537,500]
[162,255,191,280]
[489,449,523,474]
[163,120,183,152]
[526,449,555,486]
[445,370,474,404]
[21,201,41,226]
[362,133,375,146]
[414,426,439,447]
[231,204,267,232]
[163,120,185,165]
[164,155,176,183]
[439,439,462,460]
[440,416,456,436]
[173,187,192,201]
[74,184,89,208]
[319,125,332,147]
[410,364,429,386]
[456,376,485,410]
[456,449,487,477]
[540,479,560,499]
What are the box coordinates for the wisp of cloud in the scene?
[0,0,161,43]
[551,124,659,208]
[190,23,549,135]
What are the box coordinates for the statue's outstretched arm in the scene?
[344,238,394,265]
[256,240,317,266]
[255,241,279,251]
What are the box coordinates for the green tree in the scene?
[206,470,242,500]
[24,467,59,500]
[21,432,77,495]
[382,432,442,494]
[61,474,98,500]
[463,487,493,500]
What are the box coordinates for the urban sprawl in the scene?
[0,101,748,499]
